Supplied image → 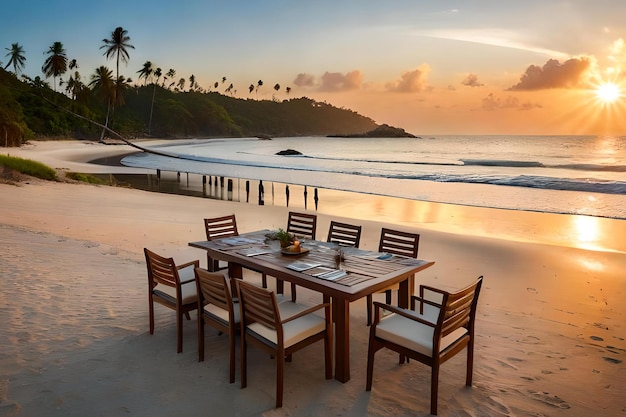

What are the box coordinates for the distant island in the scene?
[328,124,419,138]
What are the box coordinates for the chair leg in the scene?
[365,334,377,391]
[276,278,284,294]
[149,299,155,335]
[466,342,474,386]
[229,326,236,384]
[276,348,284,408]
[240,336,247,389]
[366,294,373,326]
[431,362,440,415]
[177,312,183,353]
[198,315,204,362]
[261,273,268,288]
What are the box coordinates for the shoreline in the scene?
[1,140,625,416]
[11,139,626,253]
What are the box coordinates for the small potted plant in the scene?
[275,228,294,248]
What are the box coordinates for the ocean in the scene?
[120,135,626,220]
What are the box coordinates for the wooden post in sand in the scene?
[314,188,319,210]
[227,179,233,201]
[246,181,250,202]
[304,185,308,209]
[258,180,265,205]
[285,185,290,207]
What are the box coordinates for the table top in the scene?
[190,230,434,302]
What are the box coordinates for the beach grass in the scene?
[0,154,57,180]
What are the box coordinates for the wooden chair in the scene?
[327,220,362,247]
[204,215,239,272]
[205,214,267,289]
[285,212,317,301]
[366,276,483,415]
[144,248,199,353]
[237,280,333,408]
[366,228,420,325]
[195,267,239,383]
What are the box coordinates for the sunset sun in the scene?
[595,82,621,103]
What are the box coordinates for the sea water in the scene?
[121,135,626,220]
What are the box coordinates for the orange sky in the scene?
[3,2,626,135]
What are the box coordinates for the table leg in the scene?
[332,297,350,383]
[398,276,410,309]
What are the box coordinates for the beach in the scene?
[1,141,625,416]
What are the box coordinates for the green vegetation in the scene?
[65,172,109,184]
[1,24,383,147]
[0,154,56,180]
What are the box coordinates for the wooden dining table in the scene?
[189,230,434,383]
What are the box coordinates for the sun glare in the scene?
[595,82,621,103]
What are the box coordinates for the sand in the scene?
[1,140,625,416]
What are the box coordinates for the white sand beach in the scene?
[1,141,625,416]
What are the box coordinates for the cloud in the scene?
[481,93,542,111]
[318,71,363,92]
[462,73,484,87]
[508,57,591,90]
[386,65,430,93]
[293,73,316,87]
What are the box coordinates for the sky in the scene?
[2,0,626,135]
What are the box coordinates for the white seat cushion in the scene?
[375,303,467,357]
[248,301,326,348]
[155,279,197,305]
[204,301,240,324]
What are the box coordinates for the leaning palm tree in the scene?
[148,67,163,135]
[100,26,134,82]
[89,66,115,142]
[42,41,68,91]
[137,61,153,85]
[4,43,26,74]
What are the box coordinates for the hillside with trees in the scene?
[0,67,380,146]
[0,26,385,147]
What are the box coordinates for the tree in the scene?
[177,77,185,91]
[89,66,115,142]
[42,41,67,91]
[4,43,26,74]
[165,68,176,89]
[189,74,196,91]
[65,71,86,100]
[100,26,134,81]
[286,86,291,95]
[137,61,153,85]
[256,79,263,97]
[249,84,254,94]
[148,68,163,135]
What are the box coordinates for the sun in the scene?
[595,82,621,103]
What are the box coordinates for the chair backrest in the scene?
[427,276,483,340]
[144,248,179,288]
[195,267,234,314]
[378,228,420,258]
[286,212,317,240]
[204,215,239,240]
[237,280,280,332]
[327,221,362,247]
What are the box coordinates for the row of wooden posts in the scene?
[156,169,320,210]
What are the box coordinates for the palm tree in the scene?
[148,68,163,135]
[248,84,254,94]
[177,77,185,91]
[164,68,175,89]
[42,41,68,91]
[89,66,115,141]
[68,59,78,70]
[137,61,153,85]
[286,86,291,95]
[189,74,196,91]
[256,79,263,97]
[65,71,86,100]
[100,27,134,81]
[4,43,26,74]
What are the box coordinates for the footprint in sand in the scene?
[590,335,604,341]
[603,357,622,364]
[527,390,571,409]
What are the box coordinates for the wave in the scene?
[122,152,626,196]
